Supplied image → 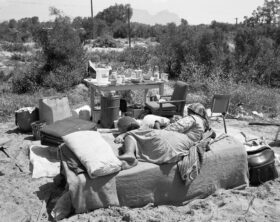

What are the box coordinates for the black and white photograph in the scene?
[0,0,280,221]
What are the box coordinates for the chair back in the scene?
[171,81,188,115]
[211,94,230,114]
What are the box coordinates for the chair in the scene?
[145,81,188,117]
[211,94,230,134]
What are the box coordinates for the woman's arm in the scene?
[164,116,195,133]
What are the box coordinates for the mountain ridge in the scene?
[131,8,181,25]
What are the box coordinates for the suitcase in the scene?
[247,146,278,186]
[40,117,97,147]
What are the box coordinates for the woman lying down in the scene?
[115,103,211,170]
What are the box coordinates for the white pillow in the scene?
[142,114,170,128]
[62,131,122,178]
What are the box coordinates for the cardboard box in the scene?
[127,107,143,119]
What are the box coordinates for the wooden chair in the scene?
[211,94,231,133]
[145,81,188,117]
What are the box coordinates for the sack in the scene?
[15,107,39,132]
[247,146,278,186]
[62,131,122,178]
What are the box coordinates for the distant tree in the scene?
[244,0,280,26]
[95,4,133,26]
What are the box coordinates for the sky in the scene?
[0,0,265,25]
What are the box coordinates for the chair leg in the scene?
[222,115,227,134]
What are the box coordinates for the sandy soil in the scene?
[0,118,280,222]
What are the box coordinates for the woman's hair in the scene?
[187,103,210,131]
[117,116,140,133]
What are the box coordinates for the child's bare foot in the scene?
[121,159,138,170]
[118,153,136,162]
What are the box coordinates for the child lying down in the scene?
[115,103,210,169]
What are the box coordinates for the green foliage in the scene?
[92,35,118,48]
[1,42,30,52]
[11,64,40,94]
[95,4,132,26]
[119,46,150,68]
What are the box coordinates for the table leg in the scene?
[159,83,164,96]
[90,86,96,121]
[144,89,148,103]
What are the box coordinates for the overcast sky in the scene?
[0,0,265,24]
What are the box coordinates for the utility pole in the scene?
[91,0,94,39]
[235,17,238,25]
[127,6,131,48]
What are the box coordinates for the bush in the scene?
[11,64,40,93]
[1,42,30,52]
[92,35,118,48]
[42,66,85,91]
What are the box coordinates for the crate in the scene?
[31,121,46,140]
[127,106,144,119]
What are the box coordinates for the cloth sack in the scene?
[62,131,122,178]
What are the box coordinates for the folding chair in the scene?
[211,94,230,134]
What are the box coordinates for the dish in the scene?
[131,78,141,83]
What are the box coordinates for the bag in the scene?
[247,146,278,186]
[40,117,96,147]
[15,107,39,132]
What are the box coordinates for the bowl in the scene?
[131,78,141,83]
[143,74,151,80]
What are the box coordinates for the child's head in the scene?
[117,116,140,133]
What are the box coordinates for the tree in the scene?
[95,4,133,26]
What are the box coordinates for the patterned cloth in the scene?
[164,115,207,141]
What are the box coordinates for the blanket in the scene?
[54,133,248,219]
[29,145,60,178]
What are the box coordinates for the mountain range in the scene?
[131,9,181,25]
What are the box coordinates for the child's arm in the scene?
[114,132,127,144]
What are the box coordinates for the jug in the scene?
[95,68,110,85]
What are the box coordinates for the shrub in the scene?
[11,64,40,94]
[92,35,118,48]
[1,42,30,52]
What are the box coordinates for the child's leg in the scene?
[118,135,138,169]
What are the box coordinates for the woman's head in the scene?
[117,116,140,133]
[187,103,209,130]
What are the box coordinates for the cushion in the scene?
[62,131,122,178]
[171,81,188,101]
[145,101,177,111]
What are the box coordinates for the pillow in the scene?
[142,114,170,128]
[62,131,122,178]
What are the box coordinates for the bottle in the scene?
[154,66,159,81]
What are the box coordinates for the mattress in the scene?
[59,133,249,214]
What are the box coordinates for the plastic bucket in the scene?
[100,95,120,128]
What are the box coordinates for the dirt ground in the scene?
[0,118,280,222]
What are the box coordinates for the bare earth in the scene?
[0,118,280,222]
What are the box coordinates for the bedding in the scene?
[56,133,249,218]
[62,131,122,178]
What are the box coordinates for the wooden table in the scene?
[84,79,165,119]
